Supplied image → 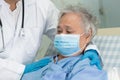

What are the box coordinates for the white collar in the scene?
[0,0,22,6]
[0,0,35,8]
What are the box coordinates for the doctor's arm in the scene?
[23,1,59,75]
[23,57,51,74]
[82,49,102,70]
[82,44,103,70]
[43,0,59,40]
[0,58,25,80]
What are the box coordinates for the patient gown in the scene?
[22,55,108,80]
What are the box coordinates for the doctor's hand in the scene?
[23,57,51,74]
[82,49,102,70]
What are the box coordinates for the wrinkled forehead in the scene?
[58,13,85,31]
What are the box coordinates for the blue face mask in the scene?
[54,34,83,56]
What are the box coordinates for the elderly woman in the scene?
[22,6,107,80]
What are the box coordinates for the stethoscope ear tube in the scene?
[21,0,24,29]
[1,28,5,49]
[19,0,25,37]
[0,19,5,52]
[0,19,2,27]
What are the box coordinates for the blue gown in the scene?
[22,55,108,80]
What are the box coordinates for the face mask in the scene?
[54,34,84,56]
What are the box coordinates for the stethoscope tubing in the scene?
[22,0,24,28]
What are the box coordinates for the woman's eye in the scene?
[67,30,73,34]
[57,30,62,34]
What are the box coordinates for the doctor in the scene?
[0,0,59,79]
[0,0,102,80]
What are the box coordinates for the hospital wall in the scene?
[51,0,120,28]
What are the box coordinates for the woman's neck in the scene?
[4,0,20,11]
[54,55,66,63]
[58,55,66,61]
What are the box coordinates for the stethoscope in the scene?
[0,0,25,53]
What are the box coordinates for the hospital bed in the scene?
[36,27,120,80]
[93,27,120,80]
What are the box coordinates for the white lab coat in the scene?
[0,0,59,79]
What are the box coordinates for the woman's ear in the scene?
[86,28,92,44]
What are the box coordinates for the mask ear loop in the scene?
[67,33,87,56]
[83,28,93,52]
[77,32,90,54]
[79,33,86,52]
[0,19,5,52]
[82,34,91,53]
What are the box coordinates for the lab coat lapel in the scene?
[0,4,14,29]
[0,2,16,48]
[23,0,36,26]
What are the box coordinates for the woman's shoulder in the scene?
[69,58,108,80]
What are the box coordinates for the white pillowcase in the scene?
[108,67,120,80]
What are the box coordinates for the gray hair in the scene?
[59,5,98,38]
